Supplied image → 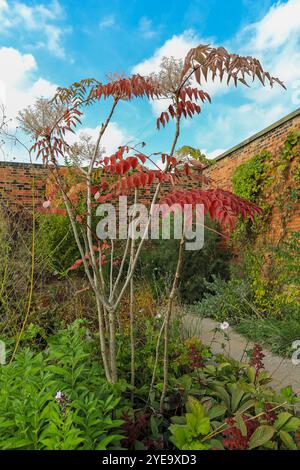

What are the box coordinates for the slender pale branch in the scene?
[129,189,138,398]
[113,99,181,312]
[160,235,185,412]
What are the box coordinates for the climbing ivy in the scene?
[231,130,300,318]
[232,150,270,202]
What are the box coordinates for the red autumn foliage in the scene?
[156,87,211,129]
[249,344,265,377]
[188,344,205,369]
[181,44,286,89]
[68,243,110,271]
[222,415,259,450]
[121,412,150,449]
[91,75,161,101]
[159,188,262,229]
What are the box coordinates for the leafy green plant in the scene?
[169,397,213,450]
[186,276,254,323]
[0,321,125,450]
[1,318,300,451]
[137,216,230,303]
[35,213,81,275]
[232,151,270,202]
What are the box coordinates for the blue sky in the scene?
[0,0,300,162]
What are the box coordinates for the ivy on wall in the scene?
[231,130,300,317]
[232,150,270,202]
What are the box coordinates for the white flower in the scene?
[55,391,63,401]
[220,321,229,330]
[155,313,162,319]
[42,200,51,208]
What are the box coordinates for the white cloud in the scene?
[235,0,300,116]
[99,14,116,29]
[138,16,157,39]
[247,0,300,50]
[132,30,234,117]
[0,46,57,119]
[0,0,67,59]
[132,30,198,76]
[67,122,133,156]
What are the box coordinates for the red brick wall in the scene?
[0,162,48,209]
[203,108,300,240]
[1,108,299,240]
[203,109,300,191]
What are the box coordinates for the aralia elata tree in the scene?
[18,44,284,409]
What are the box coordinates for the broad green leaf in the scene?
[247,367,255,384]
[169,424,190,449]
[182,440,210,450]
[207,404,227,419]
[279,431,297,450]
[196,417,210,436]
[235,414,247,437]
[274,412,293,431]
[209,385,231,409]
[186,397,205,420]
[96,434,124,450]
[231,388,246,412]
[248,425,275,449]
[238,398,255,413]
[150,416,159,437]
[282,416,300,433]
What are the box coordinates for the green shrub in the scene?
[1,319,299,450]
[234,233,300,319]
[138,217,230,303]
[35,213,81,275]
[0,321,125,450]
[186,276,254,323]
[232,151,270,202]
[236,317,300,358]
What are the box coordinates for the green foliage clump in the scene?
[35,213,80,275]
[186,276,254,323]
[138,217,230,303]
[228,131,300,344]
[1,319,300,450]
[236,317,300,358]
[0,321,125,450]
[232,151,270,202]
[240,234,300,318]
[279,130,300,174]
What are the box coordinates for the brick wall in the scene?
[1,108,299,239]
[0,162,48,209]
[203,108,300,240]
[203,108,300,190]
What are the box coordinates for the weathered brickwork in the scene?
[1,108,299,240]
[0,162,48,208]
[203,108,300,240]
